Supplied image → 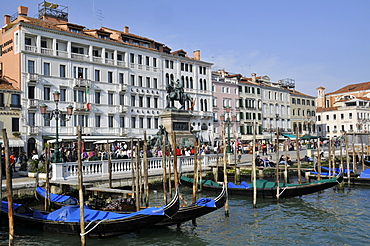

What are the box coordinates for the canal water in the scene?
[1,183,370,246]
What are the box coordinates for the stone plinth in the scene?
[160,108,195,147]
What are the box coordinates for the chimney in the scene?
[193,50,200,61]
[4,15,11,25]
[17,6,28,16]
[251,73,256,82]
[124,26,129,34]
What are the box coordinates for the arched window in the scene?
[186,77,189,88]
[181,76,185,87]
[170,74,174,81]
[199,79,203,90]
[240,112,244,120]
[200,99,204,111]
[204,99,208,111]
[203,79,207,91]
[190,77,193,88]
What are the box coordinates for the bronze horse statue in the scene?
[166,80,194,110]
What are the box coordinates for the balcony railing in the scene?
[41,47,53,55]
[25,45,37,53]
[120,128,128,136]
[29,126,38,135]
[72,78,91,87]
[56,50,68,58]
[74,102,87,111]
[28,73,39,82]
[93,56,103,63]
[117,61,126,67]
[105,58,114,65]
[28,99,38,108]
[71,53,90,61]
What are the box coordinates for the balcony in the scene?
[56,50,68,58]
[71,53,90,61]
[74,102,87,111]
[28,99,38,108]
[120,128,128,136]
[28,73,39,83]
[72,78,91,87]
[41,47,53,56]
[105,58,114,65]
[120,84,127,92]
[93,56,103,63]
[25,45,37,53]
[117,61,126,67]
[29,126,38,135]
[119,105,127,113]
[75,127,91,135]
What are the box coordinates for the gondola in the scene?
[156,183,226,226]
[180,174,343,199]
[35,186,78,209]
[1,189,179,238]
[36,186,136,211]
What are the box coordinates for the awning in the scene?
[282,134,297,139]
[93,140,117,144]
[0,139,25,147]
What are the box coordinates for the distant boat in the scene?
[156,183,226,226]
[1,190,179,238]
[180,174,343,199]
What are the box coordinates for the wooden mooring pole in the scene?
[143,131,149,207]
[222,127,229,216]
[77,125,86,246]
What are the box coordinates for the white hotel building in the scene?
[0,4,213,154]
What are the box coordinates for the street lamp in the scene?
[220,106,237,153]
[40,91,74,163]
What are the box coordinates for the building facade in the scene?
[0,4,212,154]
[316,83,370,139]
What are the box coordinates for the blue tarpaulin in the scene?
[36,187,77,204]
[228,181,251,189]
[360,169,370,178]
[195,198,216,208]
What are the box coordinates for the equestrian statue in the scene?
[166,79,194,110]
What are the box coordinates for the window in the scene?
[131,95,136,106]
[75,115,88,127]
[120,116,125,128]
[12,118,19,132]
[28,60,35,73]
[95,91,101,104]
[341,114,344,120]
[44,113,51,126]
[44,87,50,100]
[154,118,159,129]
[74,90,86,103]
[60,114,66,127]
[119,73,124,84]
[95,115,101,127]
[138,76,143,87]
[131,75,135,86]
[108,92,114,105]
[326,115,329,120]
[108,115,114,127]
[292,98,296,104]
[130,53,135,63]
[43,62,50,76]
[108,71,113,83]
[0,93,3,107]
[146,56,150,66]
[153,58,157,67]
[28,112,35,126]
[146,77,150,87]
[297,99,301,104]
[154,98,158,108]
[333,114,336,120]
[147,118,151,129]
[146,96,151,108]
[95,70,100,82]
[153,78,158,88]
[60,65,66,78]
[139,96,143,107]
[131,117,136,128]
[139,117,144,128]
[349,113,352,119]
[138,55,142,64]
[60,88,66,102]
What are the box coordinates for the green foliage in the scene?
[29,160,46,173]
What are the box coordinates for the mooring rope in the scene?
[80,219,108,236]
[276,187,288,198]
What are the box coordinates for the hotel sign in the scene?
[1,39,13,55]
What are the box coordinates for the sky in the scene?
[2,0,370,96]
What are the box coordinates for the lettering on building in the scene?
[1,39,13,55]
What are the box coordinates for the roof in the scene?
[326,81,370,95]
[289,90,315,98]
[316,107,338,112]
[0,77,19,91]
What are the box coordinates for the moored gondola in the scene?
[156,183,226,226]
[1,189,179,238]
[35,186,78,209]
[180,174,343,199]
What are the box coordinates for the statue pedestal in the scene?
[160,109,195,147]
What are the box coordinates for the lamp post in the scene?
[220,106,236,153]
[40,91,73,163]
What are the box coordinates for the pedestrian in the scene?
[19,152,28,171]
[9,152,16,173]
